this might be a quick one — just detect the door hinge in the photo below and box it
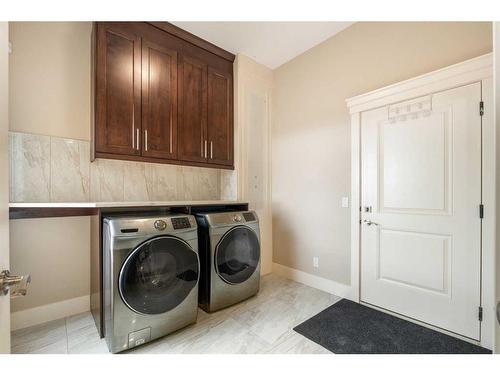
[478,306,483,321]
[479,101,484,116]
[479,204,484,219]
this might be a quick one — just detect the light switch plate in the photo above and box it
[341,197,349,208]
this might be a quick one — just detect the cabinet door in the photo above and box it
[177,55,208,163]
[207,66,233,166]
[95,23,141,156]
[142,40,178,159]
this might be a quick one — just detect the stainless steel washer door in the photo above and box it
[215,226,260,284]
[119,236,199,315]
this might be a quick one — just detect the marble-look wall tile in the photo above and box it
[10,132,51,202]
[123,161,152,202]
[50,138,90,202]
[178,166,220,200]
[89,158,124,202]
[146,163,179,201]
[10,131,227,203]
[220,169,238,200]
[200,168,220,199]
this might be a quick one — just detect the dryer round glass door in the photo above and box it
[119,236,199,315]
[215,226,260,284]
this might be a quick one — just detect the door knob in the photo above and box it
[363,219,379,226]
[0,270,31,297]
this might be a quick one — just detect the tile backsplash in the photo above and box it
[9,131,225,202]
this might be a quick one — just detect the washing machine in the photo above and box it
[196,211,260,312]
[103,213,199,353]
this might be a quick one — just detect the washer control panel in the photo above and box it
[171,217,191,230]
[154,220,167,231]
[232,214,242,223]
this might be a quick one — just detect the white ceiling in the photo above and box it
[171,22,354,69]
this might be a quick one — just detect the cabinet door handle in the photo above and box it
[136,128,140,151]
[204,140,208,158]
[210,141,213,159]
[169,110,173,153]
[145,130,148,152]
[132,105,135,149]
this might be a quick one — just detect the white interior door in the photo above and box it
[0,22,10,353]
[360,82,482,341]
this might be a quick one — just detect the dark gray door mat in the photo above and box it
[293,299,491,354]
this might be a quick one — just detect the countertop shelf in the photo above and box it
[9,200,249,219]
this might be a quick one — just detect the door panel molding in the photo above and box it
[378,107,453,215]
[376,228,452,296]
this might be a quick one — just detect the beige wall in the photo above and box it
[10,217,90,313]
[234,54,274,275]
[7,22,223,316]
[272,22,492,284]
[0,22,11,352]
[8,22,92,316]
[9,22,91,140]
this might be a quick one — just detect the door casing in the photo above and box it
[0,21,10,354]
[347,53,495,349]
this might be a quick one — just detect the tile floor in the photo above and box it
[11,274,340,354]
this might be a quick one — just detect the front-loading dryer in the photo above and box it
[196,211,260,312]
[103,213,199,353]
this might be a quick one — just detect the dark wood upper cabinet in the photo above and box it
[92,22,235,169]
[177,55,208,163]
[207,66,233,166]
[141,39,178,159]
[95,23,141,156]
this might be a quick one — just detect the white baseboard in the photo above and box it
[272,262,354,300]
[11,295,90,331]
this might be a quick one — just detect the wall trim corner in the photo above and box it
[272,262,354,301]
[11,295,90,331]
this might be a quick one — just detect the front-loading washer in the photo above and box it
[103,213,199,353]
[196,211,260,312]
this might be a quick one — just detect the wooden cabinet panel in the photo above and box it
[93,22,235,169]
[95,23,141,156]
[207,66,233,166]
[142,40,178,159]
[177,55,208,163]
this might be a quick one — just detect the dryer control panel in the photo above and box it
[199,211,259,228]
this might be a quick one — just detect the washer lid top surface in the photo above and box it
[119,235,199,315]
[215,226,260,284]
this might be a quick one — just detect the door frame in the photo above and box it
[346,53,494,349]
[0,21,10,354]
